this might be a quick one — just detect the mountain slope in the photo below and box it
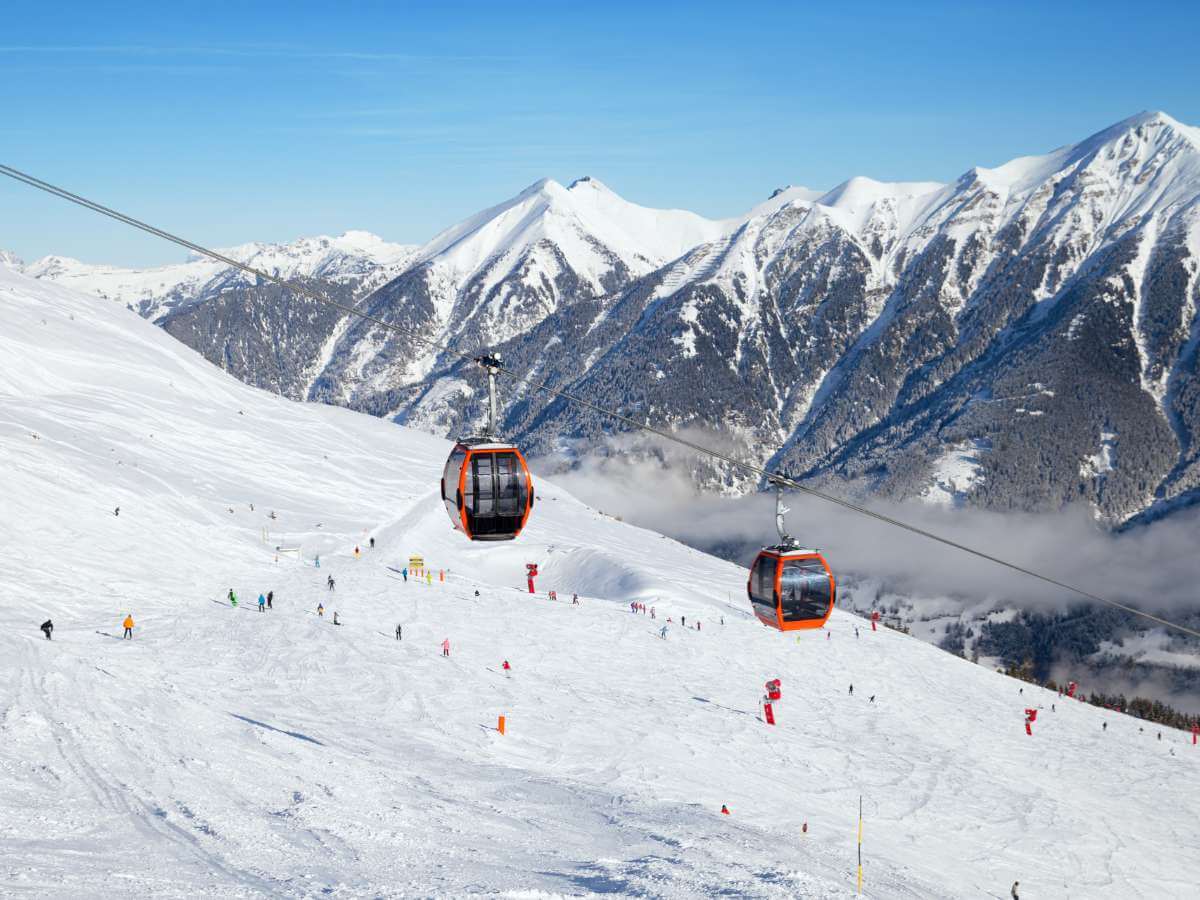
[3,260,1198,897]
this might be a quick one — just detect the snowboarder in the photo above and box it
[369,537,375,550]
[720,804,730,815]
[402,568,408,582]
[40,619,53,640]
[395,624,402,641]
[474,590,480,597]
[317,603,324,617]
[122,614,134,640]
[267,591,273,610]
[442,638,450,657]
[258,593,266,612]
[114,506,120,516]
[333,611,341,626]
[228,589,238,607]
[327,575,335,591]
[869,695,876,703]
[502,660,511,672]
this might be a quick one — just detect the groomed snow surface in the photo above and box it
[2,266,1197,898]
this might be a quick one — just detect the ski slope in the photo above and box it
[1,265,1197,898]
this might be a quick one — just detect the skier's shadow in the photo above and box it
[692,696,756,718]
[229,713,325,746]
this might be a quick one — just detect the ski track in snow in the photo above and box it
[2,266,1198,897]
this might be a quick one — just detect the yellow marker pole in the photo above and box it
[857,794,863,894]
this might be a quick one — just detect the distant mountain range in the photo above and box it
[8,110,1200,526]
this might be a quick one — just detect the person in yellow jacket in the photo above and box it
[122,614,134,640]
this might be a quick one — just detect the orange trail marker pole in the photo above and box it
[497,715,506,735]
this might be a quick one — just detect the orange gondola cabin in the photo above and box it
[441,438,533,541]
[747,547,835,631]
[439,354,534,542]
[747,479,836,631]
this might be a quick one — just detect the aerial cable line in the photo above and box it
[3,162,1198,641]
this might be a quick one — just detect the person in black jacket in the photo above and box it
[40,619,53,640]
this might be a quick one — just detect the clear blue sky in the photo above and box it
[2,0,1198,266]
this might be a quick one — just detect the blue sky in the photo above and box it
[2,0,1199,265]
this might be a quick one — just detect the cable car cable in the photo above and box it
[4,162,1198,640]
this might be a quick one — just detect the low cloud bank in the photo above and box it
[535,444,1200,622]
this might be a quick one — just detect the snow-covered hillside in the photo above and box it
[2,259,1197,897]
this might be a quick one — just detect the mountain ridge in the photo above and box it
[14,110,1200,526]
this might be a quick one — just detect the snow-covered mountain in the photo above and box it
[3,263,1197,897]
[16,111,1200,527]
[22,229,419,320]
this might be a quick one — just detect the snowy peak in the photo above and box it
[415,176,727,289]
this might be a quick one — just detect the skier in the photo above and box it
[720,804,730,815]
[267,591,273,610]
[849,684,854,696]
[369,537,376,550]
[114,506,120,516]
[327,575,335,591]
[474,590,480,597]
[317,603,324,617]
[650,607,656,619]
[333,611,341,626]
[1019,688,1023,696]
[1102,722,1107,731]
[442,638,450,657]
[869,695,876,703]
[1011,881,1020,900]
[257,593,266,613]
[720,616,724,626]
[502,660,511,672]
[40,619,53,640]
[122,614,134,640]
[402,567,408,583]
[354,546,361,559]
[681,615,686,628]
[315,555,321,568]
[395,624,402,641]
[228,588,238,607]
[631,602,636,614]
[572,593,579,605]
[660,624,668,639]
[855,626,859,639]
[696,621,701,631]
